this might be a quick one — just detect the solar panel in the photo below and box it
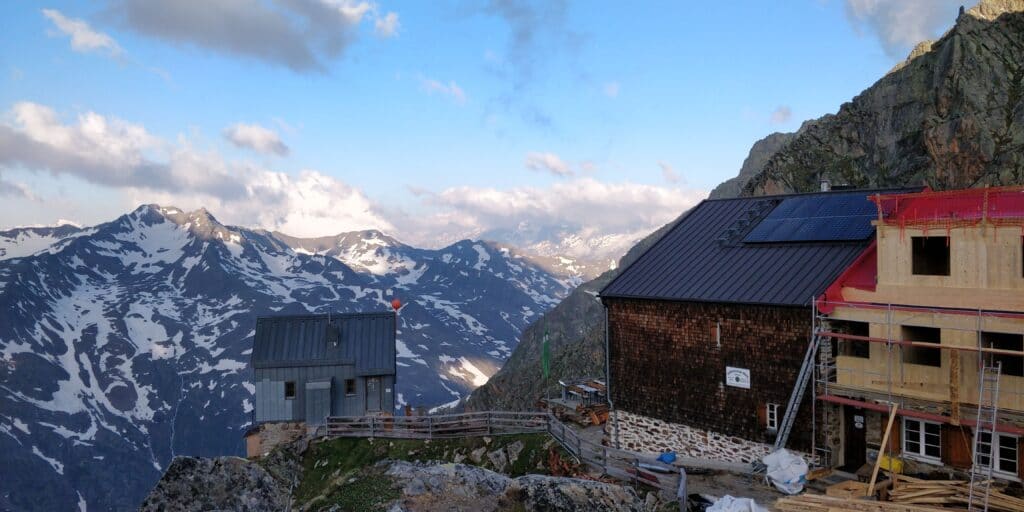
[742,194,877,243]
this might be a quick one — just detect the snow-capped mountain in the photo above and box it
[0,205,571,511]
[0,223,87,260]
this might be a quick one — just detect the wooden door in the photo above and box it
[366,377,381,411]
[843,406,867,471]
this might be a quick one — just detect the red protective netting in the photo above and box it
[869,186,1024,239]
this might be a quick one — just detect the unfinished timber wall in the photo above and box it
[606,298,815,454]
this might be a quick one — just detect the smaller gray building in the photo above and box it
[252,311,396,424]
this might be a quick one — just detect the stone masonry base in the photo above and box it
[607,410,775,464]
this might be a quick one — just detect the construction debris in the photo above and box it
[775,494,945,511]
[779,473,1024,512]
[886,474,1024,512]
[540,377,610,426]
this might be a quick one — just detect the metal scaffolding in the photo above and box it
[805,299,1024,484]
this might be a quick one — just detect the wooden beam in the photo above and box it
[818,394,1024,435]
[869,404,899,497]
[824,331,1024,357]
[949,351,960,426]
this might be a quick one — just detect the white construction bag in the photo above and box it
[706,495,768,512]
[762,448,808,495]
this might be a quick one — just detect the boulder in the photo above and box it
[139,456,290,512]
[383,460,645,511]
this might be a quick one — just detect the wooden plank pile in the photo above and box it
[775,494,946,511]
[886,474,1024,512]
[777,473,1024,512]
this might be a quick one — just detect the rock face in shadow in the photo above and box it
[384,461,645,512]
[741,0,1024,195]
[709,132,796,199]
[139,456,291,512]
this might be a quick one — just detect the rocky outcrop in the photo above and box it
[384,460,645,511]
[741,0,1024,195]
[140,456,291,512]
[708,132,797,199]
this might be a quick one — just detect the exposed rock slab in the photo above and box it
[383,460,644,511]
[140,456,291,512]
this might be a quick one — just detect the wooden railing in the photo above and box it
[325,411,548,439]
[324,411,754,495]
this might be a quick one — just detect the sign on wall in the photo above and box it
[725,366,751,389]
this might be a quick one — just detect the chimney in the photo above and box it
[820,178,831,192]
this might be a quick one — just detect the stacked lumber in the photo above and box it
[775,494,947,512]
[887,474,1024,512]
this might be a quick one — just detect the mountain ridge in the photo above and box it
[0,203,573,511]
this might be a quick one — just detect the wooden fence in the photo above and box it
[324,411,754,495]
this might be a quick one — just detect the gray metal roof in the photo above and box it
[253,312,396,374]
[601,189,916,307]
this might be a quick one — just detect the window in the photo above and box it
[345,378,357,396]
[976,432,1019,479]
[284,381,296,400]
[834,320,870,358]
[903,418,941,462]
[912,236,950,276]
[983,332,1024,377]
[766,403,780,431]
[902,326,942,367]
[711,321,721,347]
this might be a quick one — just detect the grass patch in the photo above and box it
[294,433,564,509]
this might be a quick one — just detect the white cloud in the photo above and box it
[223,123,289,156]
[375,12,400,37]
[0,101,390,236]
[658,161,680,184]
[401,177,707,259]
[769,105,792,124]
[107,0,389,72]
[42,9,123,57]
[524,152,572,177]
[0,101,706,260]
[420,78,467,104]
[844,0,961,58]
[0,172,34,199]
[603,81,620,98]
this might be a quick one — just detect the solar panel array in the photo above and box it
[742,194,877,243]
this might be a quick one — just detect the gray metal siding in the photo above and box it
[304,382,332,424]
[254,364,397,419]
[254,379,291,422]
[601,188,918,306]
[252,312,396,375]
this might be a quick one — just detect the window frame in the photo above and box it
[911,236,951,276]
[975,431,1020,481]
[833,320,870,359]
[982,331,1024,378]
[901,325,942,368]
[284,381,296,400]
[902,418,942,463]
[766,403,780,432]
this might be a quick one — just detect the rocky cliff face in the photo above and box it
[466,0,1024,412]
[742,1,1024,195]
[708,132,796,199]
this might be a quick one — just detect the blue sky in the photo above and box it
[0,0,965,257]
